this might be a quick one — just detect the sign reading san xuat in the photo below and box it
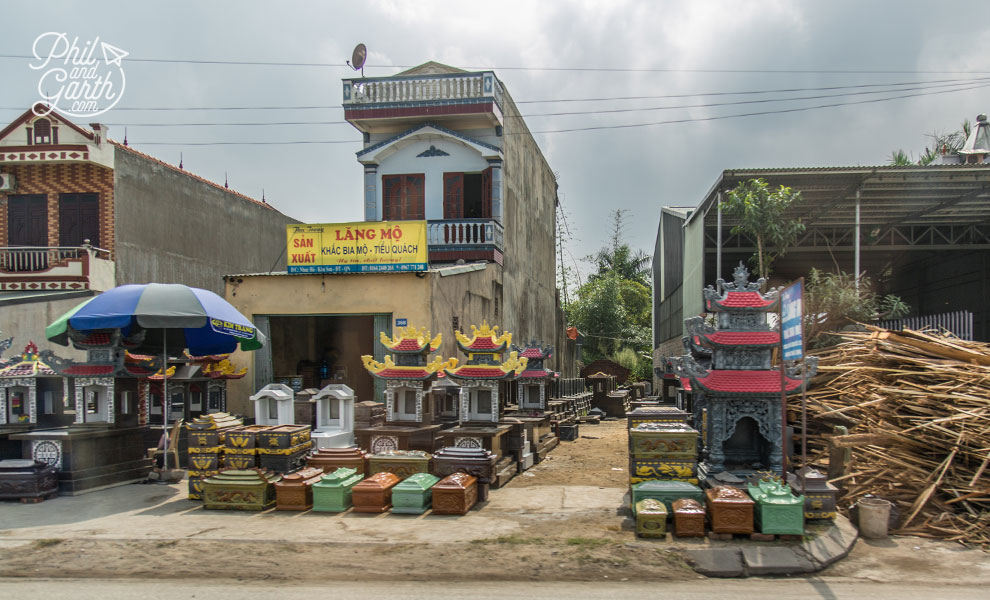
[286,221,429,274]
[780,281,804,360]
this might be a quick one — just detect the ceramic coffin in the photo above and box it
[630,480,703,514]
[368,449,431,479]
[706,485,755,534]
[635,498,668,538]
[672,498,706,537]
[0,459,58,501]
[274,466,323,510]
[312,467,364,512]
[431,472,478,515]
[306,447,369,476]
[392,472,441,515]
[202,468,281,511]
[748,476,805,535]
[351,471,401,513]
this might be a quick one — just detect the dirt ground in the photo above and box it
[0,420,987,585]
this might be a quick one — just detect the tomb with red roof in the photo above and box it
[502,339,559,467]
[672,263,816,482]
[358,326,456,454]
[437,321,528,487]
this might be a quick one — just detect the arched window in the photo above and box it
[33,119,52,144]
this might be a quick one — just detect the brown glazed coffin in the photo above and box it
[368,450,431,479]
[672,498,706,537]
[705,486,754,534]
[431,472,478,515]
[306,447,369,475]
[351,471,400,513]
[274,466,324,511]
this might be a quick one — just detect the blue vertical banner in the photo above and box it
[781,281,803,360]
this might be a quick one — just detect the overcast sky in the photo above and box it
[3,1,988,284]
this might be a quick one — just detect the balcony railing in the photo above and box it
[0,245,113,291]
[427,219,504,251]
[344,71,503,110]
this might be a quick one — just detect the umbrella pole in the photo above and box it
[162,330,168,472]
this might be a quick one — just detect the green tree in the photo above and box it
[586,210,651,286]
[804,268,910,346]
[889,119,971,166]
[719,178,805,280]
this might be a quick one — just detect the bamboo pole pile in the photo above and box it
[792,326,990,547]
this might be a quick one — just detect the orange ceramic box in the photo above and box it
[351,472,400,513]
[431,472,478,515]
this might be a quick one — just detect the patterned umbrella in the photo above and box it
[46,283,265,473]
[45,283,265,355]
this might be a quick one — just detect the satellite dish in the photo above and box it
[348,43,367,76]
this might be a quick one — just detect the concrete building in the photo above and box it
[0,105,299,359]
[653,124,990,382]
[224,62,573,411]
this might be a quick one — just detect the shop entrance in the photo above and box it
[255,314,389,405]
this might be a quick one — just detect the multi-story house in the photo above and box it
[224,62,573,411]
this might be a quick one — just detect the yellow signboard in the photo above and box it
[286,221,428,273]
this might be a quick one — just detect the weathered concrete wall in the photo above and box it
[499,88,560,367]
[428,264,501,362]
[113,148,299,295]
[0,293,91,361]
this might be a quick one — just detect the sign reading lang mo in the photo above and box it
[286,221,428,274]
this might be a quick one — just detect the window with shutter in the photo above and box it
[59,194,100,247]
[33,119,52,144]
[382,174,425,220]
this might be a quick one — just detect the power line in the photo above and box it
[2,52,990,75]
[119,81,989,145]
[3,77,984,114]
[93,79,990,128]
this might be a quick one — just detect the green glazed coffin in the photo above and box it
[392,472,441,514]
[748,477,805,535]
[368,450,432,479]
[635,498,668,538]
[312,466,364,512]
[630,480,703,514]
[628,423,698,459]
[203,468,281,511]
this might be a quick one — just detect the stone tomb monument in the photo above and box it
[250,383,296,426]
[673,264,816,482]
[311,384,355,449]
[359,326,455,453]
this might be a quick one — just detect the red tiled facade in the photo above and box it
[0,162,115,256]
[708,291,777,310]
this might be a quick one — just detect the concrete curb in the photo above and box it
[683,515,858,578]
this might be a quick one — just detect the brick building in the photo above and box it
[0,104,299,358]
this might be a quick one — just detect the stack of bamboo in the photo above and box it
[792,326,990,547]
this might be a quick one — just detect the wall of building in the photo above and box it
[113,147,298,294]
[428,263,501,362]
[0,162,115,254]
[1,292,91,361]
[498,90,560,367]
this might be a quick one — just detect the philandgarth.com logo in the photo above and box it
[30,32,128,118]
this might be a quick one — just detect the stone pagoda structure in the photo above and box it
[360,325,456,453]
[673,264,816,482]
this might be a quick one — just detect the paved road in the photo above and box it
[1,578,986,599]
